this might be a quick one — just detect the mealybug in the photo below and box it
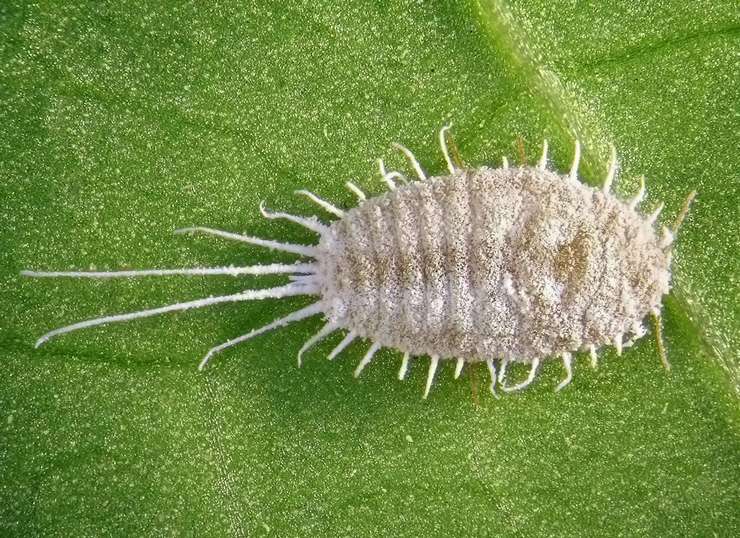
[23,126,695,398]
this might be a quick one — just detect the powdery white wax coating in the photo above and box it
[317,166,671,363]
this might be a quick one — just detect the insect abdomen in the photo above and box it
[321,166,670,362]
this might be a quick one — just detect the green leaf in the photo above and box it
[2,1,738,536]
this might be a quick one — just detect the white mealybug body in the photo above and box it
[24,126,695,398]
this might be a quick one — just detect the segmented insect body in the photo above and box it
[24,126,694,398]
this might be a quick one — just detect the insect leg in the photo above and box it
[497,358,509,383]
[614,334,623,356]
[502,156,509,169]
[659,226,675,248]
[422,355,440,399]
[647,202,664,225]
[377,159,397,190]
[500,357,540,393]
[345,181,367,203]
[651,310,670,370]
[628,175,646,209]
[392,143,427,181]
[537,139,549,171]
[328,331,357,360]
[297,322,338,367]
[353,341,382,377]
[259,202,329,234]
[439,124,456,174]
[398,352,411,380]
[602,144,617,193]
[21,262,316,279]
[175,226,319,257]
[453,357,464,379]
[589,345,598,369]
[486,359,499,398]
[555,352,573,392]
[378,158,408,189]
[568,140,581,181]
[671,191,697,235]
[198,302,324,370]
[34,282,318,349]
[294,190,345,218]
[288,273,318,284]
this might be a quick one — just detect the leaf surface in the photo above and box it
[2,1,738,536]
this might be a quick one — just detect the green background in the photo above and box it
[1,1,738,536]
